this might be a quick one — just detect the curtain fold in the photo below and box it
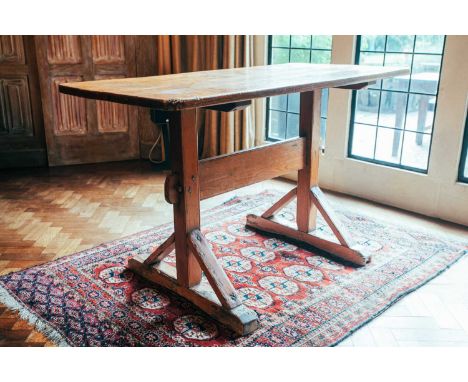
[155,35,259,158]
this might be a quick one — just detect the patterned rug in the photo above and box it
[0,190,466,346]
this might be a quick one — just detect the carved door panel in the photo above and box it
[0,36,46,168]
[35,36,139,166]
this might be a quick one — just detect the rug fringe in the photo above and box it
[0,284,70,347]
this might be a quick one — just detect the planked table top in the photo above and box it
[59,63,409,110]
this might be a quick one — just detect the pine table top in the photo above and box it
[59,63,409,110]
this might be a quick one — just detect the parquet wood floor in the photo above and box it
[0,160,467,346]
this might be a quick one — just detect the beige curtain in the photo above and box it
[155,35,258,158]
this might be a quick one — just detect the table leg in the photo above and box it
[246,90,371,266]
[169,109,202,287]
[296,91,321,232]
[128,109,259,336]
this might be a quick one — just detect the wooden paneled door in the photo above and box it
[0,36,47,168]
[35,36,139,166]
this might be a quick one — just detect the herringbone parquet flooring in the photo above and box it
[0,161,172,346]
[0,160,467,346]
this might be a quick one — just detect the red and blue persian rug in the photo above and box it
[0,190,466,346]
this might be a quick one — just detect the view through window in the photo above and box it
[266,35,332,145]
[348,35,445,172]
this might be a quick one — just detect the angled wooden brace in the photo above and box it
[188,229,241,309]
[129,228,258,335]
[144,233,175,266]
[261,188,297,219]
[309,186,354,247]
[247,186,371,266]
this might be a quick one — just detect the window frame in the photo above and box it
[347,35,446,174]
[265,36,278,142]
[457,109,468,183]
[265,35,331,143]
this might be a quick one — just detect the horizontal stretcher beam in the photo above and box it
[199,137,305,200]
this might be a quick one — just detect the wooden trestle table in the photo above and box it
[60,63,408,336]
